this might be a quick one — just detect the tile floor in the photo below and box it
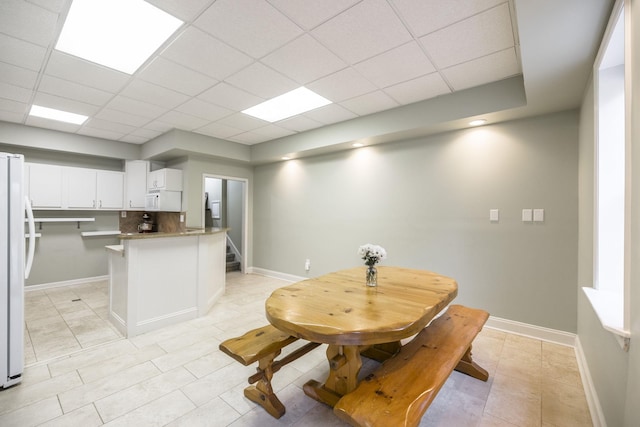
[2,272,592,426]
[24,280,123,365]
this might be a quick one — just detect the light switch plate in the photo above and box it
[522,209,533,222]
[489,209,499,222]
[533,209,544,222]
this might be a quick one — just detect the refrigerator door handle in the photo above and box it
[24,196,35,279]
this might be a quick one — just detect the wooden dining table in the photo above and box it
[265,266,458,407]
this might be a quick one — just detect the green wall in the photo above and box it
[253,112,579,332]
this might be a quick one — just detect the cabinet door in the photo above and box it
[28,163,63,208]
[97,171,124,209]
[125,160,149,209]
[66,168,97,208]
[148,169,165,190]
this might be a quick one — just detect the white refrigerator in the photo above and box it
[1,152,36,389]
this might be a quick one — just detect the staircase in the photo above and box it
[226,245,241,272]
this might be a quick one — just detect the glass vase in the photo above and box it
[366,266,377,287]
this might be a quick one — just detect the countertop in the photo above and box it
[118,227,227,240]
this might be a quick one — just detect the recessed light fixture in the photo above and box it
[469,119,487,126]
[281,156,291,160]
[243,87,331,122]
[29,105,88,125]
[55,0,183,74]
[352,143,364,148]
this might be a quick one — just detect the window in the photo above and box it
[583,0,630,350]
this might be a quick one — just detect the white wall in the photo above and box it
[253,111,579,332]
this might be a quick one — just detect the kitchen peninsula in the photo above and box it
[106,228,227,337]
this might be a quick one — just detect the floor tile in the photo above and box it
[2,273,593,426]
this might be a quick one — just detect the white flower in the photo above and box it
[358,243,387,266]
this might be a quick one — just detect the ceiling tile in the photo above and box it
[420,4,515,69]
[198,82,263,111]
[157,110,210,130]
[26,116,81,133]
[119,134,148,144]
[384,73,451,104]
[45,51,130,93]
[0,109,27,123]
[250,124,296,139]
[391,0,505,36]
[84,118,137,135]
[27,0,67,13]
[194,122,244,139]
[308,68,377,103]
[277,115,323,132]
[32,92,100,116]
[0,97,28,114]
[224,62,297,99]
[106,95,168,120]
[304,104,357,125]
[39,75,114,106]
[175,98,233,121]
[354,42,436,89]
[194,0,303,58]
[160,27,253,81]
[129,127,163,140]
[442,48,521,91]
[145,0,214,21]
[0,82,32,103]
[0,34,47,71]
[311,0,412,64]
[120,80,190,110]
[267,0,361,30]
[228,131,270,145]
[0,62,38,89]
[0,0,58,47]
[94,108,151,128]
[138,57,217,96]
[78,126,127,142]
[340,91,399,116]
[217,112,269,132]
[261,34,347,85]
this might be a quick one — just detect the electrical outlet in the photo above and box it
[180,214,184,223]
[305,259,311,271]
[121,211,126,218]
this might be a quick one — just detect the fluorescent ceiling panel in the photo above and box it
[56,0,183,74]
[242,87,332,122]
[29,105,88,125]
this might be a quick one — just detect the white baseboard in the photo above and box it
[485,315,577,347]
[247,267,307,283]
[25,275,109,292]
[575,336,607,427]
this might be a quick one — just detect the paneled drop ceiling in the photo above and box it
[0,0,613,161]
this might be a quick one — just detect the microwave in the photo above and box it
[145,190,181,212]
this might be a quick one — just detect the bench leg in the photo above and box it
[244,351,286,418]
[454,345,489,381]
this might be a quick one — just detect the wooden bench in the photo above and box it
[219,324,320,418]
[333,305,489,427]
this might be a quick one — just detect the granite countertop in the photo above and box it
[118,227,227,240]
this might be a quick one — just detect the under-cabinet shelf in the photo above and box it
[80,230,121,237]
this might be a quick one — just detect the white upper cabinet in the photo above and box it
[27,163,63,208]
[97,171,124,209]
[66,168,98,209]
[125,160,149,210]
[148,168,183,191]
[26,163,124,210]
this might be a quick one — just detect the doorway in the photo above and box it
[203,174,247,273]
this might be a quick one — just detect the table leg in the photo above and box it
[303,344,362,407]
